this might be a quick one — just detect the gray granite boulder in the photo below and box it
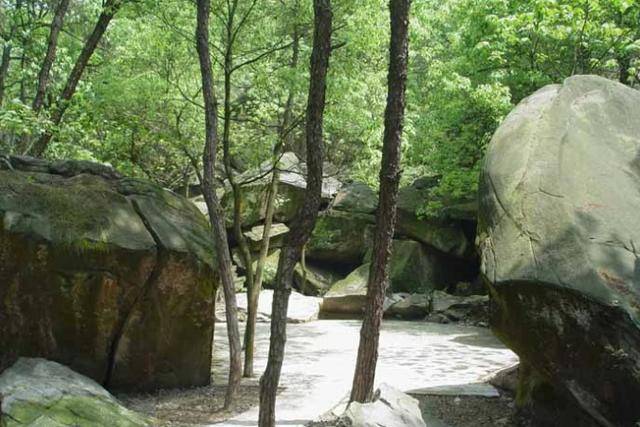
[478,75,640,426]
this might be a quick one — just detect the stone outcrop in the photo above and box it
[0,156,217,391]
[478,75,640,426]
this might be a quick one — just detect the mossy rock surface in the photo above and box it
[479,76,640,425]
[331,181,377,214]
[0,358,150,426]
[321,264,370,314]
[307,210,375,266]
[0,157,217,391]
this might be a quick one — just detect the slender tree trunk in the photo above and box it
[244,21,299,379]
[220,3,255,310]
[244,155,279,377]
[350,0,410,404]
[32,0,70,112]
[258,1,332,425]
[0,44,11,107]
[30,0,122,156]
[195,0,242,409]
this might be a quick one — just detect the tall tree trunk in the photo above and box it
[195,0,242,409]
[244,21,299,379]
[258,1,332,425]
[30,0,122,157]
[32,0,70,112]
[350,0,410,404]
[0,44,11,107]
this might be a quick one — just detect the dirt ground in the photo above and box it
[415,392,532,427]
[117,383,260,426]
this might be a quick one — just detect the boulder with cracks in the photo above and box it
[0,157,217,391]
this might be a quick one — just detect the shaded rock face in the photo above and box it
[0,358,150,426]
[395,179,472,258]
[331,181,377,214]
[307,210,375,266]
[478,75,640,426]
[0,157,217,391]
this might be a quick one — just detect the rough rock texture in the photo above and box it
[339,384,426,427]
[395,179,471,258]
[365,239,474,293]
[321,264,370,315]
[0,358,150,426]
[384,291,489,324]
[0,157,217,391]
[220,152,341,227]
[331,181,377,214]
[478,75,640,426]
[307,210,375,266]
[293,262,345,296]
[425,291,489,325]
[236,289,321,323]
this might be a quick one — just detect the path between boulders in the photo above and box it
[210,320,517,426]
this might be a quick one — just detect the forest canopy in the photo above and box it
[1,0,638,206]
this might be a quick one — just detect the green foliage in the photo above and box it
[0,0,638,202]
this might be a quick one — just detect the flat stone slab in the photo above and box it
[408,382,500,398]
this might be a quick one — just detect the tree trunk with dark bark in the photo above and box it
[30,0,122,156]
[32,0,70,112]
[258,1,332,425]
[350,0,411,404]
[195,0,243,409]
[0,44,11,107]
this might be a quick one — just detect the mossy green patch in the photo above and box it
[3,395,150,427]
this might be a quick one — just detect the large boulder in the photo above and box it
[331,181,377,214]
[307,210,375,266]
[0,157,217,391]
[478,75,640,426]
[220,152,341,227]
[0,358,150,426]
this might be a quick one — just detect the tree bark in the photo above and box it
[30,0,122,156]
[0,43,11,107]
[244,20,299,379]
[32,0,70,112]
[350,0,410,404]
[258,1,332,425]
[195,0,243,409]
